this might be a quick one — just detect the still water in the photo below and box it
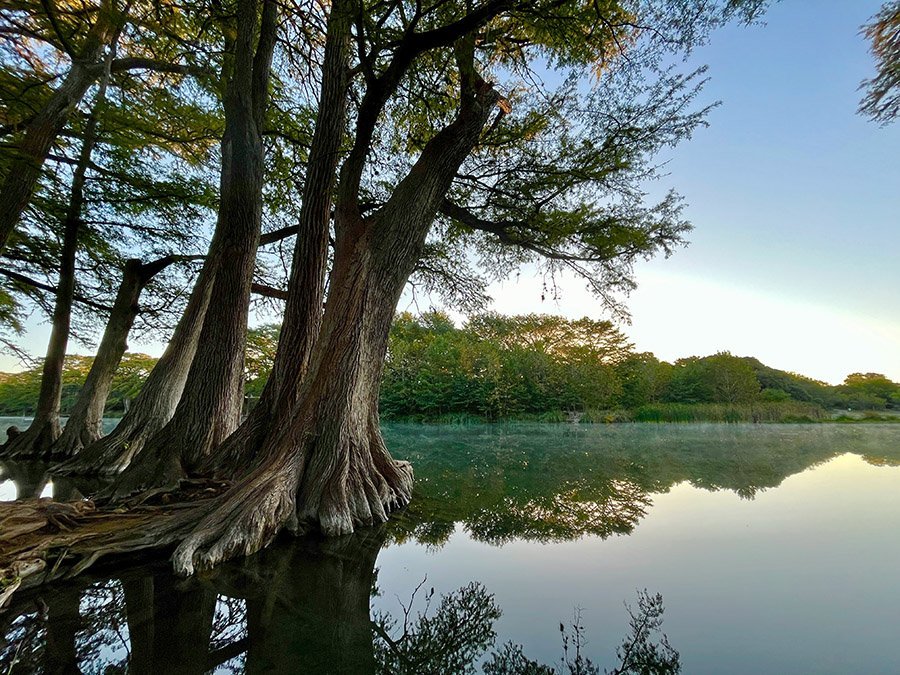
[2,423,900,673]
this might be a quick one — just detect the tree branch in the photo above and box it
[106,57,214,79]
[0,268,113,312]
[250,282,287,300]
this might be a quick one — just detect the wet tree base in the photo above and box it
[0,464,412,607]
[0,480,230,608]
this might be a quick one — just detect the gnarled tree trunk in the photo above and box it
[53,260,214,475]
[171,49,499,573]
[104,0,278,498]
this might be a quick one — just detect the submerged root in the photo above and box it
[1,420,60,461]
[172,434,414,575]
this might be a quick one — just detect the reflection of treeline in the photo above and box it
[0,528,679,675]
[1,313,897,420]
[383,424,900,547]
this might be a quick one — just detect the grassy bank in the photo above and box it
[382,402,900,425]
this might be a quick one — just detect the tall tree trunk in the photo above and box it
[49,260,142,459]
[171,53,500,573]
[3,155,84,461]
[0,1,119,255]
[53,260,215,476]
[50,255,196,461]
[208,0,351,475]
[104,0,278,497]
[3,38,115,460]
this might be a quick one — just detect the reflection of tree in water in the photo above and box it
[384,424,900,547]
[466,480,650,545]
[0,568,248,674]
[373,581,679,675]
[2,425,897,672]
[0,460,104,501]
[2,529,679,674]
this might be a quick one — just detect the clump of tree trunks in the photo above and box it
[0,0,775,595]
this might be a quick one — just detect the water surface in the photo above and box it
[2,423,899,673]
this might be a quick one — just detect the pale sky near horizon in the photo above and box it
[2,0,898,385]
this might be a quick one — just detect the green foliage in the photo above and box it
[245,323,281,399]
[0,352,157,416]
[631,402,827,423]
[3,314,893,424]
[839,372,899,410]
[379,315,898,422]
[860,1,900,124]
[381,312,630,420]
[663,353,758,405]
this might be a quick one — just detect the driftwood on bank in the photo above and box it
[0,481,229,609]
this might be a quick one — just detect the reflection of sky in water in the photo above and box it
[0,479,14,501]
[2,424,900,673]
[373,452,900,674]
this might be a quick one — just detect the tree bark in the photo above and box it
[0,0,120,255]
[49,260,143,459]
[49,255,196,461]
[171,44,500,573]
[3,142,85,460]
[105,0,278,497]
[207,0,351,475]
[2,35,117,460]
[53,260,215,476]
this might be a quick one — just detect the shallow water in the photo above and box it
[2,423,900,673]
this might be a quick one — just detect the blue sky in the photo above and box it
[3,0,898,385]
[474,0,900,383]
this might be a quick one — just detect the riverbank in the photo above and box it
[382,403,900,425]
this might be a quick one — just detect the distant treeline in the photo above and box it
[1,313,897,421]
[380,313,899,422]
[0,353,155,417]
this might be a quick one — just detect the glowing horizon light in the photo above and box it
[468,268,900,386]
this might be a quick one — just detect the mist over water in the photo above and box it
[3,423,900,673]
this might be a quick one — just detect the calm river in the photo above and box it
[2,423,899,673]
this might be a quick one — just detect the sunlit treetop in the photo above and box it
[333,0,770,317]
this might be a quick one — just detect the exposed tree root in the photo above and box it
[0,482,227,607]
[172,431,412,576]
[1,419,60,461]
[53,413,168,477]
[47,423,101,461]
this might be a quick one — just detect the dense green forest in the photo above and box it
[2,312,896,422]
